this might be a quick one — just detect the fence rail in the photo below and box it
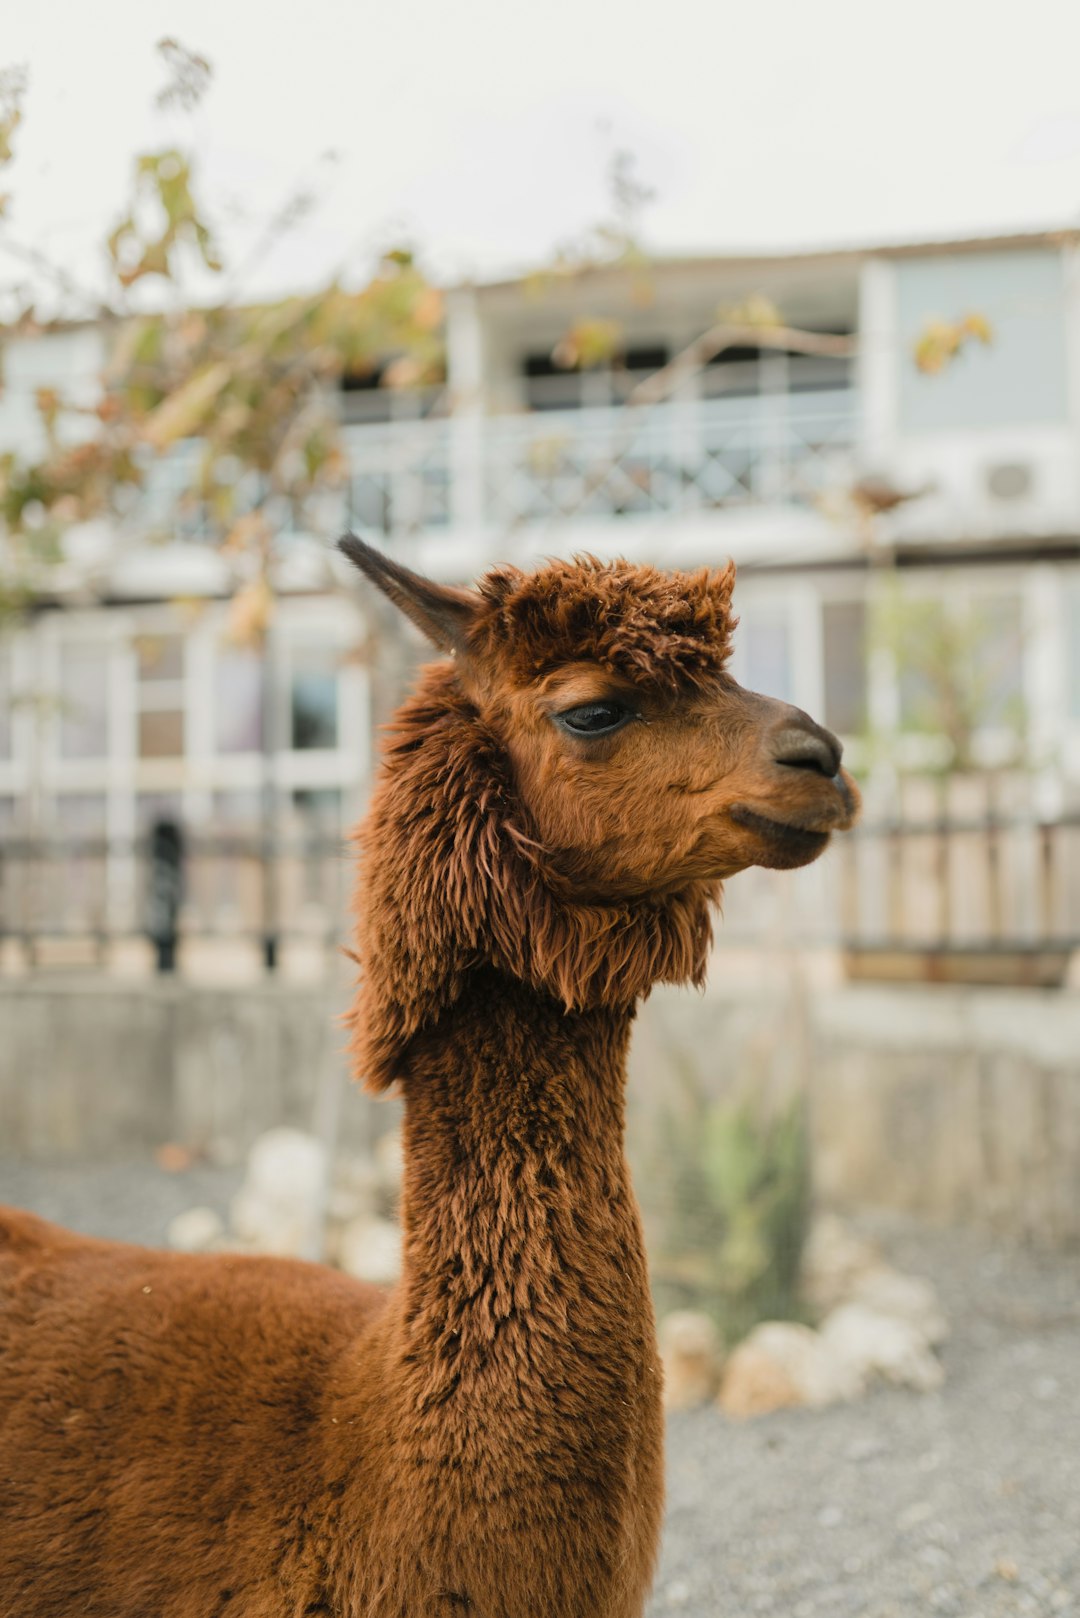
[343,389,857,538]
[3,807,1080,975]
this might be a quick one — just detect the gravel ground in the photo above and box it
[2,1159,1078,1617]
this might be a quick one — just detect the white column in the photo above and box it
[857,258,898,474]
[446,286,486,536]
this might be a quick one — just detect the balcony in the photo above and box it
[343,389,858,539]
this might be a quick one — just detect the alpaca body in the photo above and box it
[0,544,858,1616]
[0,975,659,1618]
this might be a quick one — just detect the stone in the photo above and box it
[338,1215,402,1285]
[849,1265,949,1346]
[166,1205,225,1253]
[228,1127,328,1259]
[820,1302,945,1393]
[717,1321,862,1417]
[229,1187,319,1258]
[246,1127,326,1204]
[659,1310,722,1410]
[800,1213,881,1316]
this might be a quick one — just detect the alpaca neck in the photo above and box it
[385,966,661,1507]
[393,964,654,1410]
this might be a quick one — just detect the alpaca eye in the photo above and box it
[556,701,632,737]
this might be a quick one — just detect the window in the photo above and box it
[59,643,110,758]
[897,595,1023,744]
[215,648,264,754]
[823,601,867,735]
[138,711,185,758]
[290,648,339,750]
[742,615,792,703]
[212,789,263,829]
[135,633,185,758]
[55,794,108,836]
[292,787,342,834]
[521,343,670,411]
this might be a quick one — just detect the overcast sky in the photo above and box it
[5,0,1080,305]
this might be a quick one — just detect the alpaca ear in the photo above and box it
[337,533,480,657]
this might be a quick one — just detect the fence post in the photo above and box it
[146,818,184,974]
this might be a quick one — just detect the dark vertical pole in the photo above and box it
[147,818,184,973]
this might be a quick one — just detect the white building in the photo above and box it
[2,228,1080,961]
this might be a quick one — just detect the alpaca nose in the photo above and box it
[771,721,843,779]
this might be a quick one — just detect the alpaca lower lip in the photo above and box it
[730,807,833,851]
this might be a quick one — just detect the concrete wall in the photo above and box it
[0,978,386,1164]
[3,972,1079,1245]
[632,973,1080,1247]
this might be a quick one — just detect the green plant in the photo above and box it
[637,1059,810,1344]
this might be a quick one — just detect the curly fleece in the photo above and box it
[469,555,738,691]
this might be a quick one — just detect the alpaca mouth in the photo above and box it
[729,807,833,865]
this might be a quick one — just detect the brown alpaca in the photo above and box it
[0,540,858,1618]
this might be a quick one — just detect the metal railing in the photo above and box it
[3,800,1078,977]
[0,830,351,971]
[343,389,857,538]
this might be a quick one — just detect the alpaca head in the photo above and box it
[341,536,858,904]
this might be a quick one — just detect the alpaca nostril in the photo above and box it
[771,724,842,779]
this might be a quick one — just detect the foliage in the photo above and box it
[868,586,1026,771]
[0,42,445,632]
[640,1058,810,1344]
[913,311,993,375]
[0,64,25,221]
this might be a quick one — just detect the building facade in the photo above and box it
[3,228,1080,962]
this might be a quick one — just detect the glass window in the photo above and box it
[290,648,339,751]
[215,648,264,754]
[292,787,342,834]
[55,794,108,835]
[59,644,110,758]
[136,634,184,683]
[743,616,792,703]
[897,595,1023,739]
[138,710,185,758]
[823,601,867,735]
[213,790,263,830]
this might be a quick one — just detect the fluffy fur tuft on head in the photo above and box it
[348,664,718,1093]
[471,555,738,692]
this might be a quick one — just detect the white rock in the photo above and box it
[718,1321,863,1418]
[166,1206,225,1254]
[338,1216,402,1285]
[246,1127,326,1205]
[229,1186,319,1258]
[659,1310,722,1411]
[801,1213,881,1316]
[820,1302,945,1393]
[850,1265,949,1346]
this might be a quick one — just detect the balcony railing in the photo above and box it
[344,389,857,537]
